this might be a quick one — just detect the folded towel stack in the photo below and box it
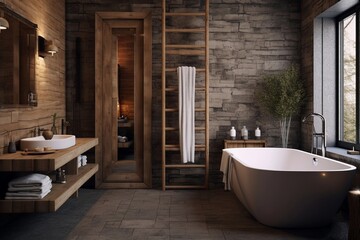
[77,155,88,168]
[5,173,52,200]
[82,155,87,166]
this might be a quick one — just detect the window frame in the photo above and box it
[336,5,360,150]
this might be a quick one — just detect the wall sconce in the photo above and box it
[38,36,58,57]
[0,11,9,31]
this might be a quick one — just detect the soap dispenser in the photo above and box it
[8,141,16,153]
[230,126,236,140]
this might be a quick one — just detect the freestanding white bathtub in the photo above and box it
[221,148,356,228]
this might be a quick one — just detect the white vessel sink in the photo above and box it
[20,135,76,150]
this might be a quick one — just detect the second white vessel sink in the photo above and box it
[20,135,76,150]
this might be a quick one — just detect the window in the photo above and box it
[337,8,359,148]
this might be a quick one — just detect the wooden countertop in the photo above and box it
[0,138,98,172]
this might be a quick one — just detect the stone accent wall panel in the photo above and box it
[66,0,301,187]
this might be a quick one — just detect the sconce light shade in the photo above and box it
[38,36,58,57]
[0,17,9,30]
[47,41,58,56]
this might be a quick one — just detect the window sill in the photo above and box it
[326,147,360,169]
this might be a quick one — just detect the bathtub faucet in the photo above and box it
[302,113,326,157]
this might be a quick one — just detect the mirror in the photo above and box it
[0,3,37,107]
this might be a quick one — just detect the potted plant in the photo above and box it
[259,65,305,148]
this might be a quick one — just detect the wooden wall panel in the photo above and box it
[0,0,66,154]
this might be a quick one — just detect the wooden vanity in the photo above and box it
[0,138,98,213]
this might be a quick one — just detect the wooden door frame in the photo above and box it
[95,11,152,188]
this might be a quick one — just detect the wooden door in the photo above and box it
[95,12,152,188]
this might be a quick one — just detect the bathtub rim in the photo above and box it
[223,147,357,172]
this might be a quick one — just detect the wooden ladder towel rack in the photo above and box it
[161,0,209,190]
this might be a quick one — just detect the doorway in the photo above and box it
[95,12,152,188]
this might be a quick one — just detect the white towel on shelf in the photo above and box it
[8,173,51,188]
[81,155,87,166]
[5,189,51,200]
[7,181,52,193]
[178,66,196,163]
[6,174,52,200]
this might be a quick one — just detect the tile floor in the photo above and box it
[66,188,348,240]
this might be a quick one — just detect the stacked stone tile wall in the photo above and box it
[66,0,301,188]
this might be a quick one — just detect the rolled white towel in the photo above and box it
[8,173,51,188]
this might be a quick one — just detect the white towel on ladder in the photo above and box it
[178,66,196,163]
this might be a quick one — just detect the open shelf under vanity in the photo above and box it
[0,138,98,213]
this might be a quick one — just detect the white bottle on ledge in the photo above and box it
[241,126,248,140]
[230,126,236,140]
[255,127,261,139]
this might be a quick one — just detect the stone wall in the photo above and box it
[66,0,301,187]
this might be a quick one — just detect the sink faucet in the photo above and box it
[61,119,70,134]
[302,113,326,157]
[36,127,47,137]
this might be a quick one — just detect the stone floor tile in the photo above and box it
[185,221,208,234]
[169,227,186,236]
[170,221,187,229]
[49,189,352,239]
[154,220,170,229]
[130,200,160,209]
[187,214,206,221]
[169,215,188,222]
[132,228,170,240]
[67,235,110,240]
[148,236,170,240]
[124,209,158,220]
[70,219,105,235]
[98,228,134,239]
[91,213,125,223]
[159,204,171,210]
[86,203,119,216]
[120,219,156,228]
[103,221,122,229]
[160,195,172,204]
[157,215,171,221]
[157,209,170,216]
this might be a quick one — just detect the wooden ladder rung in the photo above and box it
[165,12,206,17]
[165,127,206,131]
[166,28,205,33]
[165,144,206,151]
[165,87,206,92]
[166,44,205,49]
[164,185,207,189]
[165,108,206,112]
[165,164,206,168]
[166,49,205,55]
